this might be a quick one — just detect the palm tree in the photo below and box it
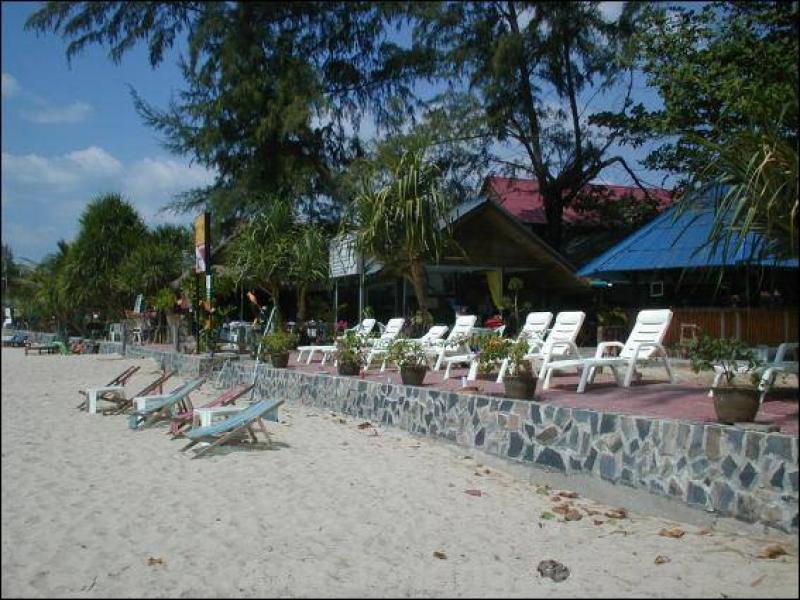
[346,149,455,315]
[289,224,329,321]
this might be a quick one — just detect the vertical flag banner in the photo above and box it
[194,213,208,273]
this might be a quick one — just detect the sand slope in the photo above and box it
[1,349,797,598]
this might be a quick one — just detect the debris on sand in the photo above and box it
[756,544,787,559]
[537,559,570,582]
[658,527,686,539]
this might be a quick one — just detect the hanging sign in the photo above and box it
[329,234,361,278]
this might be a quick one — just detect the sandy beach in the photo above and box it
[1,348,798,598]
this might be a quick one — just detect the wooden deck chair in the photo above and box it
[128,377,206,429]
[180,398,286,459]
[76,365,141,410]
[104,369,176,415]
[542,309,674,393]
[169,383,255,437]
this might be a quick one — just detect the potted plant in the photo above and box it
[476,336,513,381]
[334,330,366,376]
[260,329,299,368]
[597,306,628,344]
[502,338,539,400]
[687,335,762,424]
[386,339,429,385]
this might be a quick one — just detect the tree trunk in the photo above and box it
[297,285,308,321]
[408,260,429,314]
[542,187,565,250]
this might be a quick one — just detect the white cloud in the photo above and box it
[1,146,216,260]
[21,100,94,124]
[2,146,122,187]
[2,73,21,98]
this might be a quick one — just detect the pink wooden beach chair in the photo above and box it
[76,365,141,410]
[169,383,255,437]
[104,369,176,415]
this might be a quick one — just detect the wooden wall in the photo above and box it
[663,308,798,347]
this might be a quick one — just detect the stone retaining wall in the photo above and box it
[95,341,799,532]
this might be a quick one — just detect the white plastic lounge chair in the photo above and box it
[180,397,286,459]
[442,324,506,380]
[428,315,477,371]
[364,318,406,371]
[380,325,449,372]
[709,342,798,403]
[466,312,553,383]
[542,309,673,394]
[296,318,377,365]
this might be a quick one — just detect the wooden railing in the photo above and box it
[663,307,798,347]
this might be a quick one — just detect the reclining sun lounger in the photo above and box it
[2,332,28,347]
[180,397,286,459]
[25,342,59,355]
[128,377,206,429]
[364,318,406,371]
[105,369,176,415]
[169,383,255,437]
[76,365,141,410]
[542,309,674,393]
[296,318,377,365]
[427,315,477,371]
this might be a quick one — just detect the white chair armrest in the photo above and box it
[775,342,799,363]
[630,341,668,362]
[549,340,579,358]
[595,341,624,358]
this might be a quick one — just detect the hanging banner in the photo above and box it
[194,212,210,274]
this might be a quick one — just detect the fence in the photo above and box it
[663,307,798,347]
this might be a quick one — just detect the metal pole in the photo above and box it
[334,281,338,326]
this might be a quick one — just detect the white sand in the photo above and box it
[1,349,798,598]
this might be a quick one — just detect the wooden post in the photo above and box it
[121,321,127,356]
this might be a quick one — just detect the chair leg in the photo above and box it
[496,358,508,383]
[542,366,553,390]
[708,369,724,398]
[576,367,591,393]
[433,349,444,371]
[379,358,387,373]
[467,359,478,381]
[622,361,636,387]
[663,354,675,384]
[443,360,452,380]
[307,349,316,365]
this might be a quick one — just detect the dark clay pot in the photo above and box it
[337,362,359,376]
[400,365,427,386]
[503,374,538,400]
[712,386,760,424]
[270,352,290,368]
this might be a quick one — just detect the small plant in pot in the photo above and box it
[687,335,762,424]
[476,336,513,381]
[386,339,429,386]
[334,331,366,376]
[502,338,538,400]
[260,329,298,368]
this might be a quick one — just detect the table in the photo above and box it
[192,405,249,429]
[86,385,125,414]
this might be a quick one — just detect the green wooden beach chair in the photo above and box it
[128,377,206,430]
[180,398,285,459]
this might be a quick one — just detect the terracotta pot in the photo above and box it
[712,385,760,424]
[400,365,427,386]
[270,352,289,368]
[337,362,359,376]
[503,374,538,400]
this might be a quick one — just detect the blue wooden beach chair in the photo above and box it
[180,398,285,459]
[128,377,206,430]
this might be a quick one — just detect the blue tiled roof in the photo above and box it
[577,191,798,277]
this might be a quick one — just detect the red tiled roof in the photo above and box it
[482,176,674,226]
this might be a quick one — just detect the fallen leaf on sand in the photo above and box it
[592,520,604,526]
[537,559,570,582]
[558,490,579,499]
[146,557,165,566]
[696,528,712,536]
[659,527,686,539]
[357,421,372,429]
[552,503,572,515]
[336,418,346,424]
[484,468,490,474]
[564,509,583,522]
[473,471,483,476]
[654,555,670,565]
[756,544,787,559]
[540,512,556,520]
[464,489,483,497]
[605,507,627,519]
[535,485,551,495]
[462,455,473,460]
[549,495,563,503]
[750,575,766,587]
[433,550,447,560]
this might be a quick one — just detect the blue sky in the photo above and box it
[2,1,673,263]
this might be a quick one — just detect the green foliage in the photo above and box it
[346,149,454,311]
[115,224,191,301]
[153,287,177,313]
[333,330,368,368]
[686,335,761,387]
[259,329,299,357]
[609,2,798,181]
[386,339,429,369]
[477,336,513,375]
[506,338,533,376]
[597,307,628,326]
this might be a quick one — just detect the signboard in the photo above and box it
[194,212,210,274]
[329,234,361,278]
